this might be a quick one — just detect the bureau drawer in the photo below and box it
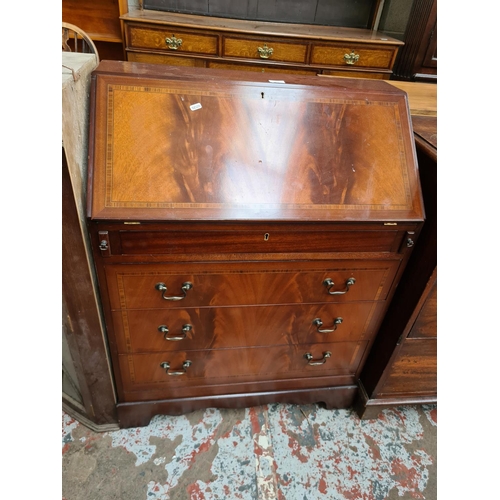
[111,302,382,353]
[113,228,402,255]
[105,260,399,310]
[126,24,218,56]
[223,36,308,64]
[310,44,396,69]
[118,341,368,392]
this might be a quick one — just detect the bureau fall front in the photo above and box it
[86,61,424,428]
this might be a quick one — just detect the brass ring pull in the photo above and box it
[155,282,193,301]
[165,35,182,50]
[160,360,192,376]
[323,278,356,295]
[304,351,332,366]
[344,51,360,65]
[257,44,274,59]
[313,317,343,334]
[158,324,192,341]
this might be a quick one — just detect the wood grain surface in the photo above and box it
[88,61,423,222]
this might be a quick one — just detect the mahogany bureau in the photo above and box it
[86,61,424,428]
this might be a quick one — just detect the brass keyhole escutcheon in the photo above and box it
[264,233,270,241]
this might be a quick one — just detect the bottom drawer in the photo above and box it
[118,341,368,393]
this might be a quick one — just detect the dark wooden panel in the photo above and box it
[62,148,117,425]
[104,260,399,310]
[408,282,436,338]
[392,0,437,82]
[111,301,381,353]
[377,339,437,395]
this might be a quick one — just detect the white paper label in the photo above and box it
[189,103,202,111]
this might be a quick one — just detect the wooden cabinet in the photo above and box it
[392,0,437,82]
[62,0,128,60]
[121,10,403,79]
[87,61,424,427]
[356,114,437,418]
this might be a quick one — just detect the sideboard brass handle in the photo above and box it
[257,44,274,59]
[304,351,332,366]
[165,35,182,50]
[344,51,360,65]
[155,282,193,301]
[158,324,192,341]
[313,317,343,334]
[160,360,192,376]
[323,278,356,295]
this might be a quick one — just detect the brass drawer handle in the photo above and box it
[160,360,192,376]
[158,324,192,341]
[323,278,356,295]
[313,317,343,334]
[304,351,332,366]
[257,44,274,59]
[344,51,360,65]
[155,282,193,301]
[165,35,182,50]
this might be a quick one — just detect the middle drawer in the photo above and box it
[112,301,384,354]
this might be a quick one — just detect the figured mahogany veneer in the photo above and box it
[87,61,424,427]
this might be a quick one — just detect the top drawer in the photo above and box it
[104,260,399,310]
[222,36,308,64]
[126,24,218,56]
[310,43,396,69]
[101,227,405,256]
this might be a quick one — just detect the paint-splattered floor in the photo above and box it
[62,404,437,500]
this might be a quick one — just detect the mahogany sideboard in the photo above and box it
[120,10,403,79]
[86,60,424,428]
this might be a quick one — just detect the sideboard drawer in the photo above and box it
[223,36,308,64]
[111,301,381,353]
[126,24,218,56]
[311,44,396,69]
[105,261,399,310]
[127,52,203,67]
[118,341,368,392]
[206,60,317,75]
